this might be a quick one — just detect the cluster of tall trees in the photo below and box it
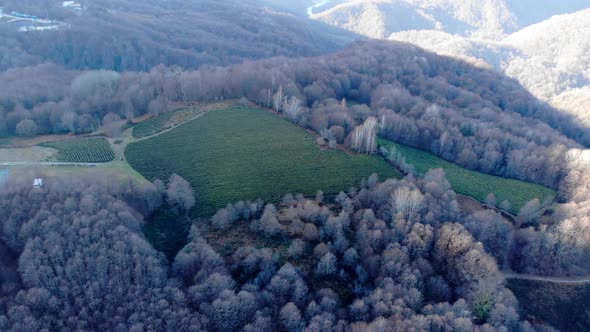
[502,149,590,275]
[0,172,547,331]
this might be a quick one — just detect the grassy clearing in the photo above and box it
[0,138,11,147]
[378,138,556,214]
[507,279,590,331]
[42,137,115,163]
[126,106,401,217]
[0,146,57,162]
[5,164,146,186]
[132,107,206,139]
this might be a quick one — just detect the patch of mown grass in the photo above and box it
[126,106,401,217]
[42,137,115,163]
[378,138,556,214]
[0,138,11,147]
[507,279,590,331]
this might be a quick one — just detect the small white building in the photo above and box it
[33,178,43,189]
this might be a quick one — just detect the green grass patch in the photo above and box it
[378,138,556,214]
[132,107,205,139]
[507,279,590,331]
[126,106,401,217]
[42,137,115,163]
[0,138,11,147]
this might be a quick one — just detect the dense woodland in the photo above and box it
[2,1,590,329]
[0,0,353,71]
[0,174,547,331]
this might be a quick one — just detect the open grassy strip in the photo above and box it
[0,138,11,147]
[42,137,115,163]
[132,107,206,139]
[378,138,556,214]
[507,279,590,331]
[126,106,401,217]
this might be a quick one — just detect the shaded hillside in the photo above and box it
[390,9,590,127]
[310,0,589,38]
[507,279,590,331]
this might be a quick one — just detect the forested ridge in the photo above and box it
[0,0,354,71]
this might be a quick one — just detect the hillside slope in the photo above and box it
[310,0,589,38]
[503,9,590,97]
[390,9,590,126]
[0,0,356,71]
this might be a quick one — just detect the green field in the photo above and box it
[0,138,11,147]
[126,106,401,216]
[378,138,556,214]
[507,279,590,331]
[132,107,205,139]
[43,137,115,163]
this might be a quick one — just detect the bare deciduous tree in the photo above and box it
[272,86,284,112]
[391,186,424,221]
[350,117,378,154]
[166,174,195,212]
[15,119,39,137]
[283,96,303,121]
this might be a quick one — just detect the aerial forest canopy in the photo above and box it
[0,173,533,331]
[0,0,354,71]
[2,0,590,330]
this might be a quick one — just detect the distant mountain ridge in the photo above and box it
[307,1,590,126]
[309,0,589,39]
[390,9,590,126]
